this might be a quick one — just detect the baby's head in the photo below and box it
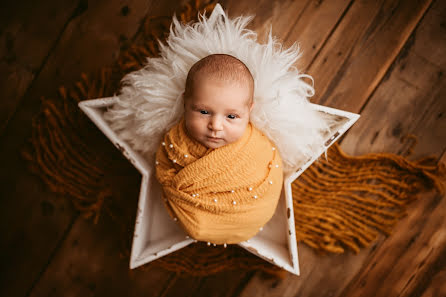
[183,54,254,149]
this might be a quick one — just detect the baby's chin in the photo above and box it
[196,135,242,149]
[199,138,228,149]
[204,141,226,149]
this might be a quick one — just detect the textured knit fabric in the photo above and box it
[155,117,284,244]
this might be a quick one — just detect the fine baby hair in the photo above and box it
[184,53,254,104]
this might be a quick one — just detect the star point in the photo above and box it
[79,96,359,276]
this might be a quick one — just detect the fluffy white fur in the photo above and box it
[103,4,332,174]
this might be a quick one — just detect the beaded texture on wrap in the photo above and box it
[155,118,284,245]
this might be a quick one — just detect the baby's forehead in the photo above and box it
[194,74,249,89]
[191,60,249,82]
[184,54,254,101]
[188,83,252,113]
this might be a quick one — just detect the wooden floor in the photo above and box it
[1,0,445,296]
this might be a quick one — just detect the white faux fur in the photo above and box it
[103,3,332,174]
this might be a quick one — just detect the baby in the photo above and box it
[183,54,254,149]
[155,54,283,246]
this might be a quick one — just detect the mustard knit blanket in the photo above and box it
[155,117,284,244]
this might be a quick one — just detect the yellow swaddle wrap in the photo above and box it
[155,118,283,244]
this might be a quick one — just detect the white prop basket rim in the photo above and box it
[78,97,359,275]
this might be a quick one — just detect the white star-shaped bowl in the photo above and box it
[79,97,359,275]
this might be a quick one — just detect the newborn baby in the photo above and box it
[155,54,283,245]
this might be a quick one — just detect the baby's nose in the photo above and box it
[209,116,223,131]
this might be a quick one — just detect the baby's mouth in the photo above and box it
[207,136,223,141]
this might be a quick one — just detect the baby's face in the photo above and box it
[184,77,253,149]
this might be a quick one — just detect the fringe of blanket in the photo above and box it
[292,144,444,254]
[21,0,445,277]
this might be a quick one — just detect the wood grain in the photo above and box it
[340,189,445,297]
[341,0,445,157]
[0,0,79,136]
[158,270,256,297]
[0,1,182,296]
[27,214,175,297]
[221,0,310,44]
[284,0,353,70]
[235,0,443,296]
[335,1,446,296]
[2,0,445,296]
[221,0,352,70]
[308,0,431,111]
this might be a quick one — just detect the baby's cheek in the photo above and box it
[192,117,210,138]
[228,123,247,141]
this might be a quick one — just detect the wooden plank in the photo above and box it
[0,159,76,297]
[340,2,446,280]
[0,0,79,136]
[323,1,446,296]
[415,152,446,297]
[160,275,205,297]
[412,2,446,69]
[18,0,163,101]
[221,0,352,70]
[340,190,445,297]
[419,269,446,297]
[234,240,384,297]
[308,0,431,111]
[27,214,174,297]
[235,1,442,296]
[341,66,446,157]
[160,270,255,297]
[220,0,310,44]
[341,0,446,157]
[193,270,256,297]
[0,1,82,295]
[284,0,353,70]
[0,1,182,296]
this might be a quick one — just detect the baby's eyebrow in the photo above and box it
[189,103,242,114]
[226,109,241,114]
[190,103,207,110]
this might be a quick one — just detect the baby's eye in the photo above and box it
[200,110,209,115]
[227,114,237,119]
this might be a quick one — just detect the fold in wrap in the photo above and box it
[155,118,284,244]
